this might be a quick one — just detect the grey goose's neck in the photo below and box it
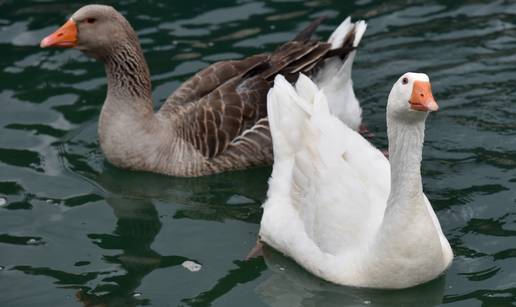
[97,38,161,173]
[103,40,153,113]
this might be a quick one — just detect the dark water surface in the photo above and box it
[1,0,516,306]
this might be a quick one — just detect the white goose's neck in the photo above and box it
[386,116,425,209]
[361,113,451,288]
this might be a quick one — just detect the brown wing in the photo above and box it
[161,54,269,113]
[165,18,357,160]
[176,71,270,158]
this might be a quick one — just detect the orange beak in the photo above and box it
[40,19,78,48]
[409,80,439,112]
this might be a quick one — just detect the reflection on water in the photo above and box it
[13,195,188,307]
[182,258,267,306]
[1,0,516,306]
[7,161,269,306]
[76,196,187,307]
[257,246,446,307]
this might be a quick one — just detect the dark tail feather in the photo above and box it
[325,45,356,59]
[322,23,358,60]
[241,61,272,80]
[293,16,328,41]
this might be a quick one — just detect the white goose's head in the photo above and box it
[387,72,439,123]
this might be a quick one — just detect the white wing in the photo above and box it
[261,74,390,262]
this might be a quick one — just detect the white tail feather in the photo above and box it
[352,20,367,47]
[268,75,311,161]
[327,17,352,49]
[295,73,319,107]
[312,17,367,131]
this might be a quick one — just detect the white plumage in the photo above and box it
[314,17,367,131]
[260,72,453,289]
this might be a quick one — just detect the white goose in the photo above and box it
[259,72,453,289]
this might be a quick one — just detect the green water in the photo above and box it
[1,0,516,306]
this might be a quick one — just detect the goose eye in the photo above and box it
[86,18,96,24]
[402,77,408,85]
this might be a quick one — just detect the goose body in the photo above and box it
[41,5,366,177]
[259,73,453,289]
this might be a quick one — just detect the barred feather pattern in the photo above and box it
[97,14,360,177]
[105,44,152,102]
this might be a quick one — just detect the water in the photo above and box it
[1,0,516,306]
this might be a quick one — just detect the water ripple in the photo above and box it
[1,0,516,306]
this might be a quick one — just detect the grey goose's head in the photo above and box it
[40,4,139,60]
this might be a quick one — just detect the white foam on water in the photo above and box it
[182,260,202,272]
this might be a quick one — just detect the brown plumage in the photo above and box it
[40,4,361,177]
